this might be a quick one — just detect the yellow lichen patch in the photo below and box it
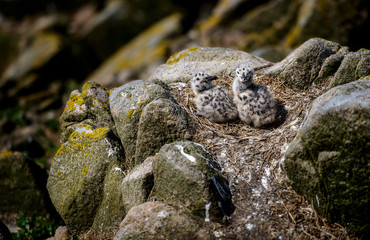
[82,166,88,175]
[69,126,109,142]
[0,151,13,157]
[66,92,84,113]
[166,47,201,65]
[360,76,370,81]
[55,145,65,157]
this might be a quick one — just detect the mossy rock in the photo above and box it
[60,81,116,143]
[114,202,204,240]
[149,47,272,84]
[135,99,193,165]
[121,157,154,213]
[0,152,51,215]
[110,80,176,167]
[262,38,341,89]
[284,80,370,236]
[47,125,125,235]
[153,141,235,221]
[329,49,370,88]
[92,165,127,237]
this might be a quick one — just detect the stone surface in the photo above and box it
[54,226,70,240]
[60,81,117,143]
[114,201,205,240]
[110,80,192,167]
[283,80,370,235]
[153,141,234,221]
[85,13,182,88]
[0,151,51,215]
[92,165,126,236]
[149,47,272,84]
[261,38,341,89]
[47,125,125,235]
[135,99,193,163]
[121,157,154,213]
[329,49,370,88]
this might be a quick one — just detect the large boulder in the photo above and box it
[0,151,52,215]
[47,82,125,235]
[153,141,235,221]
[110,80,193,167]
[121,157,154,213]
[149,47,272,84]
[329,49,370,88]
[114,201,207,240]
[261,38,341,89]
[47,125,125,235]
[283,79,370,235]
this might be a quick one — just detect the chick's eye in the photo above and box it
[196,78,199,80]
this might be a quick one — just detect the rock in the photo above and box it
[136,99,193,163]
[261,38,341,89]
[0,151,52,215]
[110,80,192,167]
[153,141,235,221]
[60,81,116,143]
[92,165,126,236]
[47,125,125,235]
[121,157,154,213]
[85,13,182,88]
[0,32,62,85]
[329,49,370,88]
[316,47,349,83]
[54,226,70,240]
[114,201,205,240]
[283,80,370,235]
[149,47,272,84]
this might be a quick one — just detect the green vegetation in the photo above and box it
[12,211,57,240]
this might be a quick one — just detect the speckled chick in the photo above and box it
[232,64,277,127]
[191,71,238,123]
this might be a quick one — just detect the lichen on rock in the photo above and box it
[283,79,370,235]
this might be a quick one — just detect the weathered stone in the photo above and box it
[47,125,125,235]
[261,38,341,89]
[316,47,349,83]
[329,49,370,88]
[60,81,116,143]
[0,151,51,215]
[283,80,370,235]
[149,47,272,84]
[135,99,193,164]
[153,141,234,221]
[85,13,182,87]
[121,157,154,213]
[54,226,70,240]
[114,202,204,240]
[92,165,126,236]
[110,80,176,166]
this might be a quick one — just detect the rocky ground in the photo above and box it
[170,75,357,239]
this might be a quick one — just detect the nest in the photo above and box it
[169,74,357,239]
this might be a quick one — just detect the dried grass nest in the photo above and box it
[169,74,357,239]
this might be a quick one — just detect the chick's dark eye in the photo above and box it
[196,78,199,80]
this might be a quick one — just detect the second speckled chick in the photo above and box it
[232,64,277,128]
[191,71,238,123]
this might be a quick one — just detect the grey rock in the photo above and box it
[121,157,154,213]
[283,79,370,235]
[54,226,70,240]
[135,99,193,164]
[92,165,126,236]
[261,38,341,89]
[0,152,50,215]
[110,80,192,167]
[329,49,370,88]
[149,47,272,84]
[153,141,234,221]
[114,201,206,240]
[47,125,125,235]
